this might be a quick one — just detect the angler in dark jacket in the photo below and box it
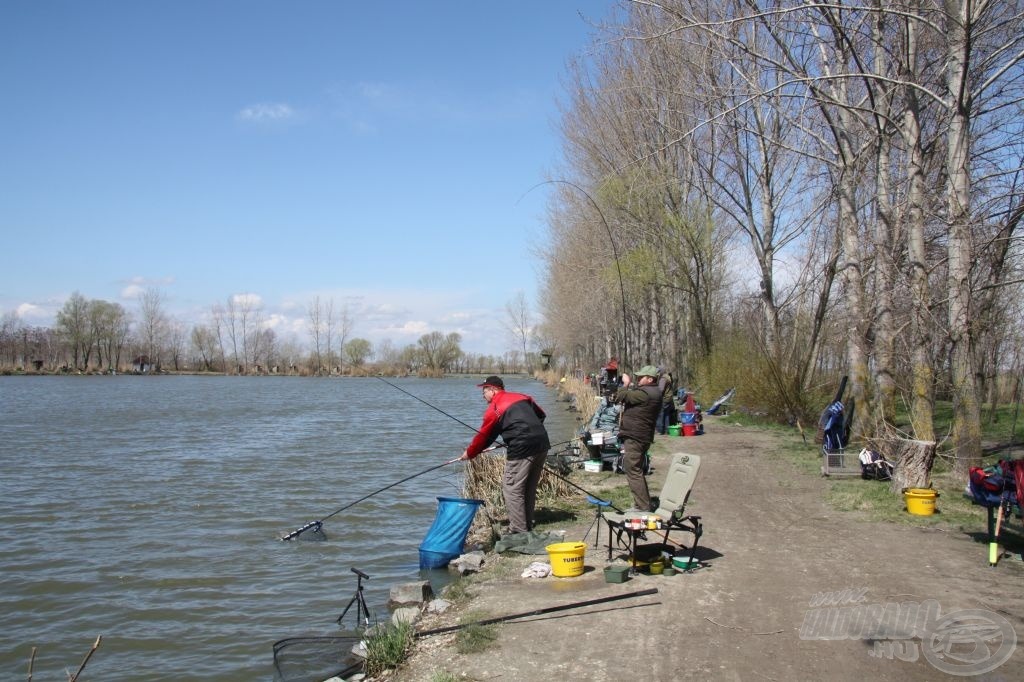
[614,365,663,511]
[460,376,550,534]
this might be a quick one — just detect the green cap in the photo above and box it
[636,365,659,378]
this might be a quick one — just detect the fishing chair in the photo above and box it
[604,453,703,573]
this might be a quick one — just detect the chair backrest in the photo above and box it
[655,453,701,518]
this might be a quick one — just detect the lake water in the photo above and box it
[0,375,580,681]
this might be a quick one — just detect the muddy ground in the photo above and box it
[392,422,1023,681]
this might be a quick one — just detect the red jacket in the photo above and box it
[466,390,550,460]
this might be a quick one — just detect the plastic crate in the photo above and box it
[821,449,860,477]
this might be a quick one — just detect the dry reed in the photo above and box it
[462,371,595,545]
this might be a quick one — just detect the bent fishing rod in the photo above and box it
[280,445,506,541]
[376,376,624,513]
[280,457,458,541]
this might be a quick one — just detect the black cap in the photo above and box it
[476,375,504,389]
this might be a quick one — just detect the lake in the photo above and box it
[0,375,580,681]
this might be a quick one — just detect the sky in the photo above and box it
[0,1,615,357]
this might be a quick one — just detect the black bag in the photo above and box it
[858,449,893,481]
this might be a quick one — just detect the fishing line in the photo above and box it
[376,376,480,432]
[282,378,517,540]
[377,377,624,513]
[281,457,460,541]
[519,179,630,367]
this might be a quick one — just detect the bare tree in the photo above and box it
[191,324,219,372]
[504,291,533,368]
[417,331,463,375]
[0,311,21,368]
[56,292,90,370]
[88,300,130,371]
[324,297,335,373]
[166,318,188,371]
[139,288,169,371]
[308,296,325,375]
[335,301,353,375]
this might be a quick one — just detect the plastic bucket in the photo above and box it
[680,412,696,424]
[667,424,682,436]
[672,556,700,571]
[546,541,587,577]
[682,424,697,436]
[904,488,939,516]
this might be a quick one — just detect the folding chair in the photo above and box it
[604,453,703,573]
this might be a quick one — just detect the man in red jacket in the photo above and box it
[459,376,550,534]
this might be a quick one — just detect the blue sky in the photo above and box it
[1,1,613,356]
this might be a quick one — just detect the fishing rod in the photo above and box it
[376,376,480,432]
[415,587,658,637]
[520,180,630,368]
[377,377,625,514]
[281,457,460,541]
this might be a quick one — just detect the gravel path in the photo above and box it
[394,423,1023,681]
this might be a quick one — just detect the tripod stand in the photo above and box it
[336,567,372,629]
[582,495,612,548]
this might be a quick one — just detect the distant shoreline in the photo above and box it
[0,369,532,379]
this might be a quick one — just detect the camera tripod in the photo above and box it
[336,567,371,629]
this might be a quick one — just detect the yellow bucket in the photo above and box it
[546,542,587,577]
[904,488,939,516]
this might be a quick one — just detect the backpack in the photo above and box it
[968,460,1020,508]
[858,449,893,481]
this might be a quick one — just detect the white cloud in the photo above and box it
[395,320,430,335]
[263,313,306,336]
[232,293,263,308]
[120,276,176,301]
[16,302,45,320]
[237,102,295,123]
[121,284,145,299]
[0,285,508,357]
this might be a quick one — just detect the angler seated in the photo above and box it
[582,395,621,460]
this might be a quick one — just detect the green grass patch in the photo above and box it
[825,474,988,531]
[894,399,1024,455]
[442,578,474,605]
[735,418,998,534]
[363,621,414,676]
[430,672,460,682]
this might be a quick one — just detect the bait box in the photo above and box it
[604,565,630,583]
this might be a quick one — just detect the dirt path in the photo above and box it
[395,423,1023,681]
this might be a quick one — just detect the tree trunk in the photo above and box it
[945,0,982,474]
[887,439,937,492]
[903,38,936,442]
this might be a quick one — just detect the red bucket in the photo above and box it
[682,424,697,436]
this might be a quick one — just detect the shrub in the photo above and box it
[363,621,414,676]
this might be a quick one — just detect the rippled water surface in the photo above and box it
[0,375,578,680]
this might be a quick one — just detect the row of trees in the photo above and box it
[540,0,1024,471]
[1,292,542,377]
